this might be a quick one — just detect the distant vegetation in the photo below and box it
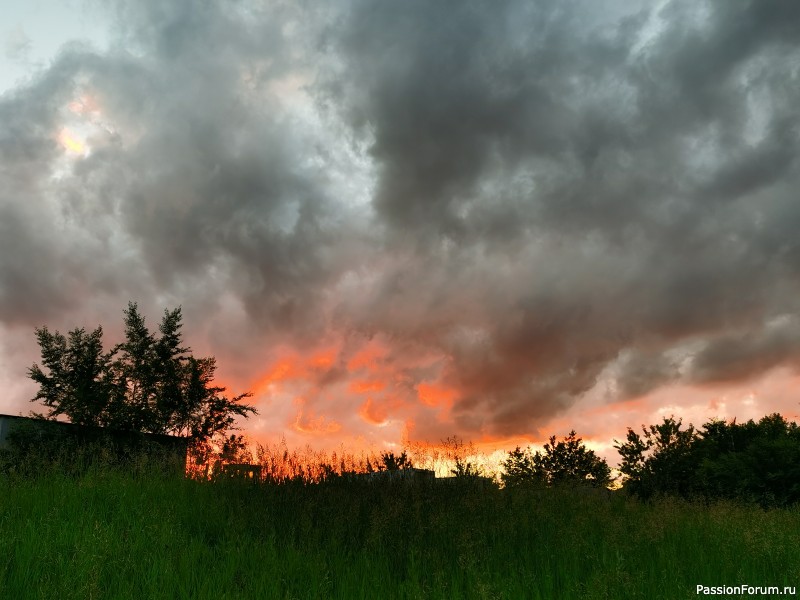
[228,413,800,510]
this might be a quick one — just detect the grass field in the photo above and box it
[1,466,798,600]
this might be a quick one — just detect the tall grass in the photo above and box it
[1,460,798,599]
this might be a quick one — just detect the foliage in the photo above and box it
[379,451,413,471]
[501,431,612,488]
[442,436,486,479]
[614,416,698,499]
[694,414,800,506]
[614,413,800,507]
[501,446,541,487]
[28,302,256,466]
[28,326,115,427]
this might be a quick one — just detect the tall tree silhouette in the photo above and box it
[614,416,697,498]
[29,302,256,459]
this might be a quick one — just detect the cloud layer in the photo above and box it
[2,0,800,449]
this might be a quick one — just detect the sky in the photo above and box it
[2,0,800,465]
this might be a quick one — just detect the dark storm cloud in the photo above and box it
[689,316,800,384]
[1,0,363,338]
[95,0,354,327]
[327,0,800,240]
[324,0,800,436]
[3,0,800,439]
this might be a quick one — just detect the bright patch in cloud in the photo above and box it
[57,128,86,155]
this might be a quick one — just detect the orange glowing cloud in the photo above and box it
[310,347,337,369]
[251,343,343,394]
[417,382,457,408]
[347,340,387,372]
[359,397,388,425]
[252,356,304,394]
[292,408,341,434]
[349,379,385,394]
[358,395,409,426]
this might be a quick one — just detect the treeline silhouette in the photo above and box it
[498,414,800,507]
[6,408,800,510]
[212,414,800,508]
[615,413,800,507]
[19,302,800,507]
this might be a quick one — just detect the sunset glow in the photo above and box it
[3,0,800,472]
[417,382,457,409]
[292,406,342,435]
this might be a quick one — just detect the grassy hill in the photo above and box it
[1,464,798,599]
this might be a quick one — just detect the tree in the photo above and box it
[29,326,116,427]
[614,416,698,498]
[501,446,541,487]
[692,414,800,506]
[502,431,611,488]
[28,302,256,465]
[379,451,413,471]
[615,413,800,506]
[442,436,485,479]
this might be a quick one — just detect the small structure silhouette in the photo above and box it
[0,414,189,474]
[353,467,435,483]
[221,463,262,481]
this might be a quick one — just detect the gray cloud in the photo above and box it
[2,0,800,441]
[322,0,800,436]
[688,315,800,384]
